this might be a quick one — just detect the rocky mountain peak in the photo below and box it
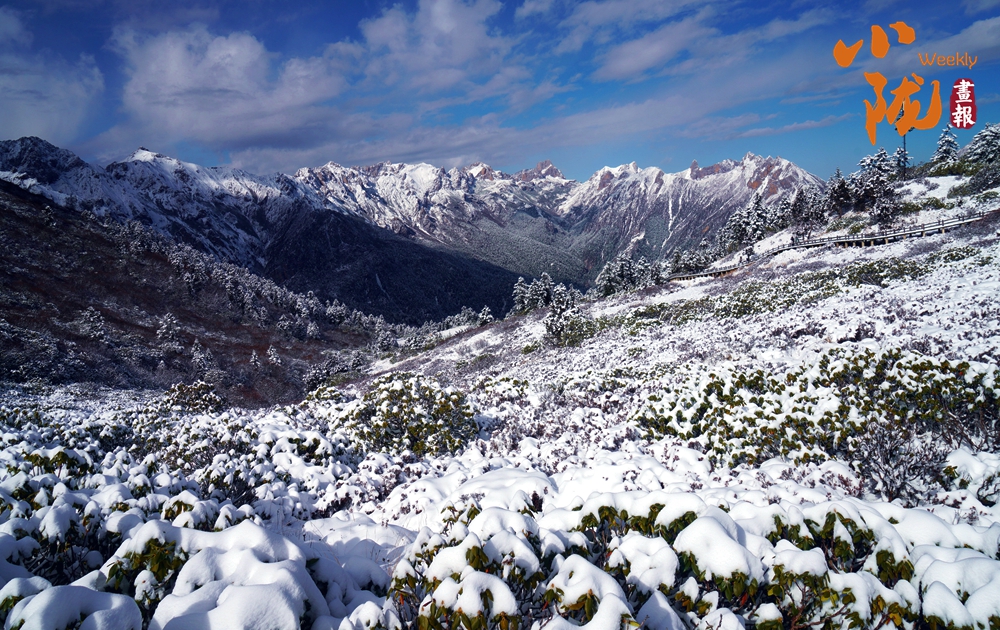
[125,147,165,162]
[515,160,565,182]
[464,162,509,181]
[0,137,92,185]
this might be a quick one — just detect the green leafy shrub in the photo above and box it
[922,197,952,210]
[634,347,1000,498]
[343,373,476,457]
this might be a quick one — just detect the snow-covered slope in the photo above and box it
[1,175,999,629]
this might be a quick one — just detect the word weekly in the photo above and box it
[918,53,979,69]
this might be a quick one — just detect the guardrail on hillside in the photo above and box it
[665,207,1000,282]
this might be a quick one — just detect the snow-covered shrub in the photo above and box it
[389,492,990,630]
[342,373,476,457]
[103,520,335,628]
[157,381,224,414]
[634,347,1000,502]
[5,586,142,630]
[624,256,934,331]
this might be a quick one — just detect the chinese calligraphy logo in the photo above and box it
[950,79,976,129]
[833,23,941,144]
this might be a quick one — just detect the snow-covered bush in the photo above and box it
[634,346,1000,503]
[342,373,477,457]
[387,490,1000,630]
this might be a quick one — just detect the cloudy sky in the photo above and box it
[1,0,998,180]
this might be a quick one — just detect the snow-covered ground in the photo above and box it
[2,178,1000,630]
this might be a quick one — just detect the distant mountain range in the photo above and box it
[0,137,822,321]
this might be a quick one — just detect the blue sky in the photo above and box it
[1,0,998,181]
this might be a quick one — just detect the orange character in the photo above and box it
[833,21,938,144]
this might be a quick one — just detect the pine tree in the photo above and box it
[718,193,765,252]
[745,193,768,243]
[668,250,682,274]
[528,273,554,309]
[156,313,181,342]
[595,255,637,296]
[191,340,214,375]
[477,306,494,326]
[543,283,593,345]
[870,195,901,226]
[789,187,827,238]
[325,300,348,325]
[852,149,897,218]
[634,257,651,287]
[964,123,1000,165]
[769,196,793,230]
[893,146,909,179]
[931,126,959,164]
[858,147,895,179]
[267,345,282,366]
[512,277,530,313]
[823,169,853,217]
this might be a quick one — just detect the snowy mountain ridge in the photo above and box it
[295,151,822,281]
[0,137,822,290]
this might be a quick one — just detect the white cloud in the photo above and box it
[593,8,833,81]
[91,0,556,166]
[102,25,349,151]
[555,0,702,53]
[962,0,1000,13]
[0,8,104,143]
[735,114,854,138]
[593,14,714,80]
[515,0,556,19]
[359,0,512,93]
[0,7,32,47]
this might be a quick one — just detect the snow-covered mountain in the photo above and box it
[0,137,316,269]
[0,137,822,306]
[296,152,822,282]
[0,137,521,324]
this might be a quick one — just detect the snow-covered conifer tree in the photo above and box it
[595,255,637,296]
[852,149,897,218]
[931,126,959,165]
[267,345,282,365]
[789,188,821,237]
[893,146,909,179]
[768,196,792,230]
[512,277,530,313]
[824,169,853,217]
[191,340,214,374]
[964,122,1000,165]
[477,306,494,326]
[718,193,764,252]
[528,273,554,309]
